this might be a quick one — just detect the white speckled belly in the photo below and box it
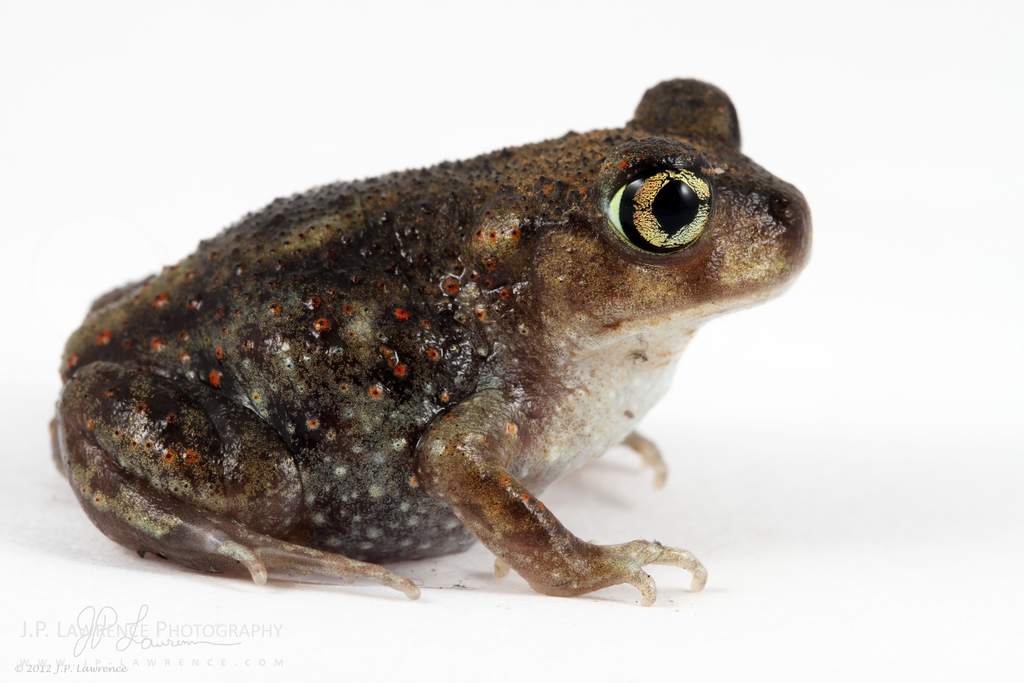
[515,317,698,491]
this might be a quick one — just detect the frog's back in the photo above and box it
[60,170,503,560]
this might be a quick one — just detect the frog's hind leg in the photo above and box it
[55,362,419,599]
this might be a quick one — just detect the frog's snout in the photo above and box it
[769,187,812,278]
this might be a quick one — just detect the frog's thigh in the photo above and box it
[415,390,706,606]
[55,362,418,599]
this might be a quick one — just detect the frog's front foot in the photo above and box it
[622,431,668,489]
[549,540,706,607]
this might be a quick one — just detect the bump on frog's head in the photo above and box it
[629,79,742,150]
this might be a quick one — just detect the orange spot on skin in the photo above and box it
[500,476,510,486]
[618,160,629,169]
[306,296,321,309]
[339,383,349,392]
[178,350,190,361]
[104,389,115,397]
[135,402,147,413]
[410,476,419,487]
[252,392,260,401]
[268,302,281,314]
[166,413,177,423]
[538,502,545,511]
[66,354,79,369]
[444,278,459,295]
[521,493,531,502]
[163,451,174,462]
[121,338,133,348]
[509,228,520,240]
[377,281,387,291]
[186,296,201,310]
[442,414,453,420]
[178,331,190,341]
[313,318,331,332]
[394,364,406,376]
[488,231,498,243]
[86,419,95,430]
[215,347,224,360]
[184,270,196,280]
[369,385,382,399]
[441,393,449,402]
[183,450,198,462]
[421,319,430,327]
[220,327,228,336]
[307,419,319,429]
[394,308,410,320]
[484,258,496,271]
[427,348,439,360]
[153,293,168,307]
[500,288,510,300]
[475,307,486,321]
[347,331,356,338]
[507,423,517,435]
[96,330,111,345]
[209,369,221,387]
[342,304,354,313]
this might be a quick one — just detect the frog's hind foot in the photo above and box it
[228,534,421,600]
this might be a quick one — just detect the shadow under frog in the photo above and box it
[53,79,810,605]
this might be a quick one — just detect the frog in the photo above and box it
[52,79,810,605]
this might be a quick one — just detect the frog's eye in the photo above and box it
[607,168,712,254]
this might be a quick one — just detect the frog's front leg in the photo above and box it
[415,390,706,606]
[55,362,418,599]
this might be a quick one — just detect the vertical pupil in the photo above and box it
[652,180,699,233]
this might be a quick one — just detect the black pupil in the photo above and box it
[651,180,699,233]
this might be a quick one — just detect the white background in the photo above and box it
[1,1,1021,680]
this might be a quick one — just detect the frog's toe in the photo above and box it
[622,431,668,489]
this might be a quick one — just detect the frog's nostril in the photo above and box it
[769,191,812,271]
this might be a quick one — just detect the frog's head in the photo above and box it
[531,79,811,354]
